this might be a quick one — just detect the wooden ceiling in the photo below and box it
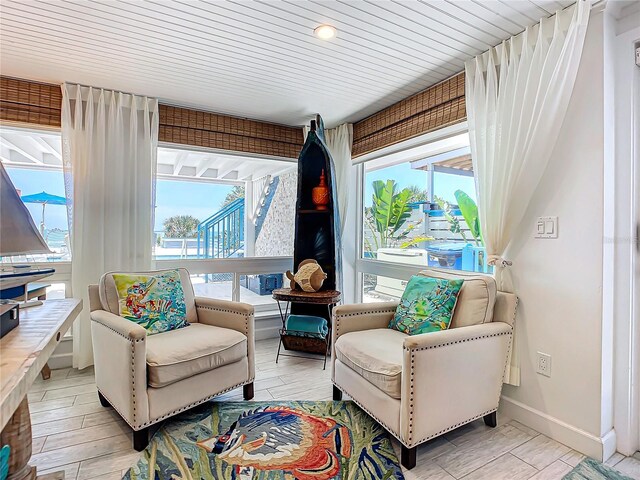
[0,0,573,127]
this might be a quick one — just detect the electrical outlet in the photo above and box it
[537,352,552,377]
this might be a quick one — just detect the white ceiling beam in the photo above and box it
[30,136,62,162]
[221,171,239,180]
[0,137,44,165]
[173,152,189,175]
[195,156,216,177]
[216,161,239,179]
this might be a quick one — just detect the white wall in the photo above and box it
[500,11,615,460]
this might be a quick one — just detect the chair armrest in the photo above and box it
[90,310,149,428]
[399,322,512,447]
[194,297,255,381]
[332,301,399,342]
[90,309,146,341]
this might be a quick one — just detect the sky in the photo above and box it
[7,160,476,233]
[5,167,234,232]
[364,162,477,207]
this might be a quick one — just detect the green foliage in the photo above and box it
[364,180,432,252]
[454,189,483,246]
[434,195,468,243]
[221,185,245,208]
[163,215,200,239]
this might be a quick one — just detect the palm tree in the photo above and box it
[163,215,200,238]
[221,185,245,208]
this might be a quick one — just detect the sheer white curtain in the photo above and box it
[303,123,353,229]
[62,84,159,369]
[465,0,590,385]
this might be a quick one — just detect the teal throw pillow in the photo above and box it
[112,270,189,335]
[389,276,463,335]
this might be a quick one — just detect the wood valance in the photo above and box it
[352,72,466,157]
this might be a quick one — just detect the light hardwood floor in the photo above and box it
[28,338,640,480]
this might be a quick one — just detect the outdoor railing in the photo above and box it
[197,198,245,259]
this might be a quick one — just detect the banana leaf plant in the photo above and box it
[454,189,483,246]
[364,180,432,252]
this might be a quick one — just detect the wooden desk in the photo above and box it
[0,299,82,480]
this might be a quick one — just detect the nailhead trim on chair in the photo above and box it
[402,327,514,447]
[334,307,397,337]
[410,408,498,447]
[196,305,251,336]
[332,383,405,444]
[91,317,146,343]
[99,378,255,431]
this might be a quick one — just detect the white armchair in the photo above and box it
[331,268,517,469]
[88,268,255,451]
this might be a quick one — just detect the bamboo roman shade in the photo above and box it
[159,105,303,159]
[0,76,304,159]
[0,77,62,127]
[352,73,466,158]
[1,74,465,159]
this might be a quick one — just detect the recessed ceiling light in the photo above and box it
[314,24,337,40]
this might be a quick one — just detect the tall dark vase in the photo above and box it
[289,115,342,349]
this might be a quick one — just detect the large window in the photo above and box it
[0,127,69,263]
[359,131,489,303]
[154,146,296,310]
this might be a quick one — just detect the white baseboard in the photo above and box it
[255,314,281,340]
[500,395,615,461]
[49,336,73,369]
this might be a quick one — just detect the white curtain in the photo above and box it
[303,123,353,230]
[62,84,159,369]
[465,0,590,385]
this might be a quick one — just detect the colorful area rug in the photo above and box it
[563,458,634,480]
[123,400,404,479]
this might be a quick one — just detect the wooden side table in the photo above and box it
[272,288,341,369]
[0,299,82,480]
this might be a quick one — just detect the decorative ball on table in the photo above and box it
[285,259,327,292]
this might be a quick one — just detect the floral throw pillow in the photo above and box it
[389,276,463,335]
[112,270,189,335]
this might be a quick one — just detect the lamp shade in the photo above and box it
[0,162,51,256]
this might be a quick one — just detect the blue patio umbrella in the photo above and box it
[20,191,67,234]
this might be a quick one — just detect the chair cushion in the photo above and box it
[418,268,496,328]
[146,323,247,388]
[111,270,189,335]
[389,276,463,335]
[335,328,406,399]
[99,268,197,324]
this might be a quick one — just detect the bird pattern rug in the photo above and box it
[123,400,404,480]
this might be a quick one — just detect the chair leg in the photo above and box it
[133,426,150,452]
[483,411,497,428]
[97,391,110,408]
[401,445,417,470]
[332,385,343,401]
[243,382,254,400]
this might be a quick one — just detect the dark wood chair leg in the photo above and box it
[133,427,150,452]
[483,411,497,428]
[243,382,254,400]
[401,445,417,470]
[97,391,110,408]
[332,385,342,401]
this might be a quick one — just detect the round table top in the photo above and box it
[272,288,341,304]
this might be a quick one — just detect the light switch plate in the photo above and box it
[535,216,558,238]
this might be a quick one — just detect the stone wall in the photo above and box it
[255,171,296,257]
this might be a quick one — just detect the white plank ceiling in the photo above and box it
[0,0,573,127]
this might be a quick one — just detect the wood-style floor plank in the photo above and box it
[26,337,633,480]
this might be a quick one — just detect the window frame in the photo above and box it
[354,122,480,303]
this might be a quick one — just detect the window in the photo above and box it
[359,131,489,301]
[0,127,69,263]
[154,146,296,309]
